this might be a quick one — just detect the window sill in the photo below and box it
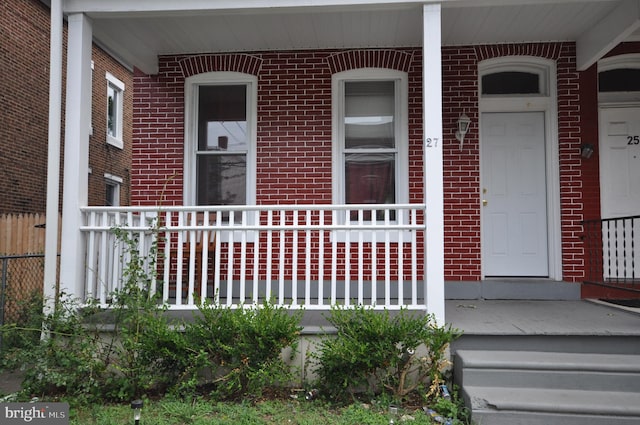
[106,135,123,149]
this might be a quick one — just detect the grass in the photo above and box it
[68,398,439,424]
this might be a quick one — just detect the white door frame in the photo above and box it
[478,57,562,280]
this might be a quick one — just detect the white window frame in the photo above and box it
[106,72,125,149]
[332,69,409,209]
[479,60,549,98]
[104,173,122,206]
[184,72,258,241]
[331,69,409,242]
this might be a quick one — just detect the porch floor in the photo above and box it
[445,299,640,337]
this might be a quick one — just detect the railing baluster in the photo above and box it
[331,210,337,306]
[239,210,247,305]
[266,210,273,302]
[162,211,171,304]
[292,210,298,306]
[305,210,311,306]
[278,210,285,306]
[384,209,391,307]
[318,211,325,307]
[344,209,351,307]
[226,211,235,306]
[371,208,377,306]
[411,208,418,306]
[252,210,260,305]
[357,209,364,306]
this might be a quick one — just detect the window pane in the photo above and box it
[106,182,118,206]
[107,84,118,137]
[345,81,395,149]
[599,69,640,92]
[198,85,247,151]
[196,155,246,206]
[482,71,539,95]
[345,153,395,204]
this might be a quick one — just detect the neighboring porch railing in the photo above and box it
[582,215,640,293]
[81,204,427,310]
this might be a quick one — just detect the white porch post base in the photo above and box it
[59,13,93,301]
[422,4,445,325]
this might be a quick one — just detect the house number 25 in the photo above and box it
[425,138,439,147]
[628,135,640,145]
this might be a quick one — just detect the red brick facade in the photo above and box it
[0,0,132,214]
[133,43,637,283]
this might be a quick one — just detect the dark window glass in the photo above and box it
[599,69,640,92]
[482,71,539,95]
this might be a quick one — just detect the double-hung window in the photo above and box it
[185,73,257,217]
[106,72,125,149]
[333,69,409,221]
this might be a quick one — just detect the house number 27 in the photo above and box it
[628,136,640,145]
[425,138,439,148]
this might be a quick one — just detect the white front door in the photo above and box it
[481,112,549,277]
[599,107,640,218]
[599,107,640,279]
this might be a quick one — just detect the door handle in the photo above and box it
[482,199,488,206]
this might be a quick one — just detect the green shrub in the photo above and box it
[312,305,461,404]
[184,300,303,400]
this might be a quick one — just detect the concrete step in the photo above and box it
[451,334,640,354]
[454,350,640,424]
[466,386,640,425]
[455,350,640,392]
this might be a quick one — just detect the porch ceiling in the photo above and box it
[63,0,640,74]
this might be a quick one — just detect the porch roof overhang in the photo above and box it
[62,0,640,74]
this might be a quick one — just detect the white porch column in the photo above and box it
[422,4,445,325]
[59,14,93,300]
[43,0,63,312]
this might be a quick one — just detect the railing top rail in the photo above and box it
[582,215,640,225]
[81,203,427,213]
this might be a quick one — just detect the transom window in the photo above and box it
[480,64,547,97]
[599,69,640,92]
[106,72,125,149]
[333,69,408,221]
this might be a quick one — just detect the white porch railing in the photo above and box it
[81,204,427,310]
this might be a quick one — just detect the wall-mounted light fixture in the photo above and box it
[581,143,594,159]
[455,113,471,148]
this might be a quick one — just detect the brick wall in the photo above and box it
[133,44,586,282]
[0,0,132,214]
[0,0,52,213]
[89,46,133,206]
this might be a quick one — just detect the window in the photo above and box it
[332,69,409,221]
[104,173,122,206]
[479,63,547,97]
[185,73,257,214]
[482,71,539,95]
[599,69,640,92]
[106,72,125,149]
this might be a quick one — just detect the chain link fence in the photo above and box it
[0,254,49,352]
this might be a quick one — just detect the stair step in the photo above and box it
[465,386,640,425]
[456,350,640,372]
[455,350,640,391]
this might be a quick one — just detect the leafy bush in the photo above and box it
[312,306,461,404]
[185,300,303,400]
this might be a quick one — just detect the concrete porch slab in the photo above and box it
[445,299,640,336]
